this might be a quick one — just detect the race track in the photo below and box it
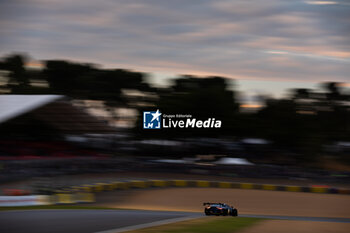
[2,187,350,233]
[1,209,350,233]
[0,209,201,233]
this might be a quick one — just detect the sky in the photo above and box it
[0,0,349,101]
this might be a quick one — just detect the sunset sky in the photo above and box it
[1,0,349,101]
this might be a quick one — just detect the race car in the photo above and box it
[203,202,238,216]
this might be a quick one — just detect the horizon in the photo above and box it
[0,52,329,109]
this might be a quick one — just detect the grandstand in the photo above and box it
[0,95,116,160]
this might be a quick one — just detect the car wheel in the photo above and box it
[232,209,238,217]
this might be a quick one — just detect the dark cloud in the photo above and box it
[0,0,349,82]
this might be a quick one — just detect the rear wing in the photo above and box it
[203,202,223,206]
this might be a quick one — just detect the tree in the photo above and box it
[2,54,28,86]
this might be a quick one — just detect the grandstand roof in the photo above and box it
[0,95,63,124]
[0,95,116,134]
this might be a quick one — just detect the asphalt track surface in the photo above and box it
[1,210,350,233]
[0,209,201,233]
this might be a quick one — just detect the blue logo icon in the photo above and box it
[143,110,162,129]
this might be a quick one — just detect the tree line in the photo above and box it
[0,53,349,164]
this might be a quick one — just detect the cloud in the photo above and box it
[0,0,349,83]
[305,1,338,5]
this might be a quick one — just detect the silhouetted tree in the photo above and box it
[2,54,28,86]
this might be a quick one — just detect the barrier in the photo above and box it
[54,192,96,204]
[116,182,129,190]
[81,185,95,193]
[4,178,349,207]
[104,183,115,191]
[151,180,168,187]
[311,187,327,193]
[262,184,276,191]
[130,180,148,188]
[5,180,347,207]
[110,182,119,190]
[218,182,231,188]
[63,179,350,196]
[240,183,254,189]
[173,180,187,187]
[0,192,96,206]
[286,186,301,192]
[0,195,51,207]
[76,192,95,203]
[94,183,105,192]
[196,180,210,187]
[56,193,74,204]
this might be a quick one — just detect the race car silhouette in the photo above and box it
[203,202,238,216]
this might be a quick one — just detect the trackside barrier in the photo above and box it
[218,182,231,188]
[0,195,51,207]
[130,180,148,188]
[240,183,254,189]
[94,183,105,192]
[0,191,92,207]
[54,192,95,204]
[76,192,95,203]
[7,180,343,207]
[151,180,168,187]
[64,180,350,196]
[56,193,75,204]
[174,180,187,187]
[262,184,276,191]
[196,180,210,187]
[311,187,327,193]
[286,186,301,192]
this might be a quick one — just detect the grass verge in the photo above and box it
[126,217,262,233]
[0,205,118,211]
